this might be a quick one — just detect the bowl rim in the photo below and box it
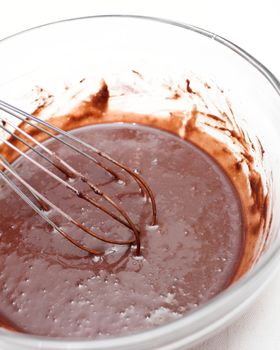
[0,14,280,348]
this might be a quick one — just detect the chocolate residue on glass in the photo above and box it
[0,73,270,270]
[186,79,196,94]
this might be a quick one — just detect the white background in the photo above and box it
[0,1,280,349]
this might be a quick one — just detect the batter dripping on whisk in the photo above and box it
[0,99,157,256]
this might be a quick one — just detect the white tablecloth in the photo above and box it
[0,1,280,349]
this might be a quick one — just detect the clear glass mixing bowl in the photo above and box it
[0,15,280,350]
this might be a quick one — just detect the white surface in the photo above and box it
[0,1,280,349]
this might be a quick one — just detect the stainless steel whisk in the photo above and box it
[0,100,157,255]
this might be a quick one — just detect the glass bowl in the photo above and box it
[0,15,280,350]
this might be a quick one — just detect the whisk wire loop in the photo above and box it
[0,100,157,255]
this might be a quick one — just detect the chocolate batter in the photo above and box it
[0,123,244,338]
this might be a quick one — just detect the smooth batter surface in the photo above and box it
[0,123,244,338]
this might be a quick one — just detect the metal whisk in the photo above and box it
[0,100,157,255]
